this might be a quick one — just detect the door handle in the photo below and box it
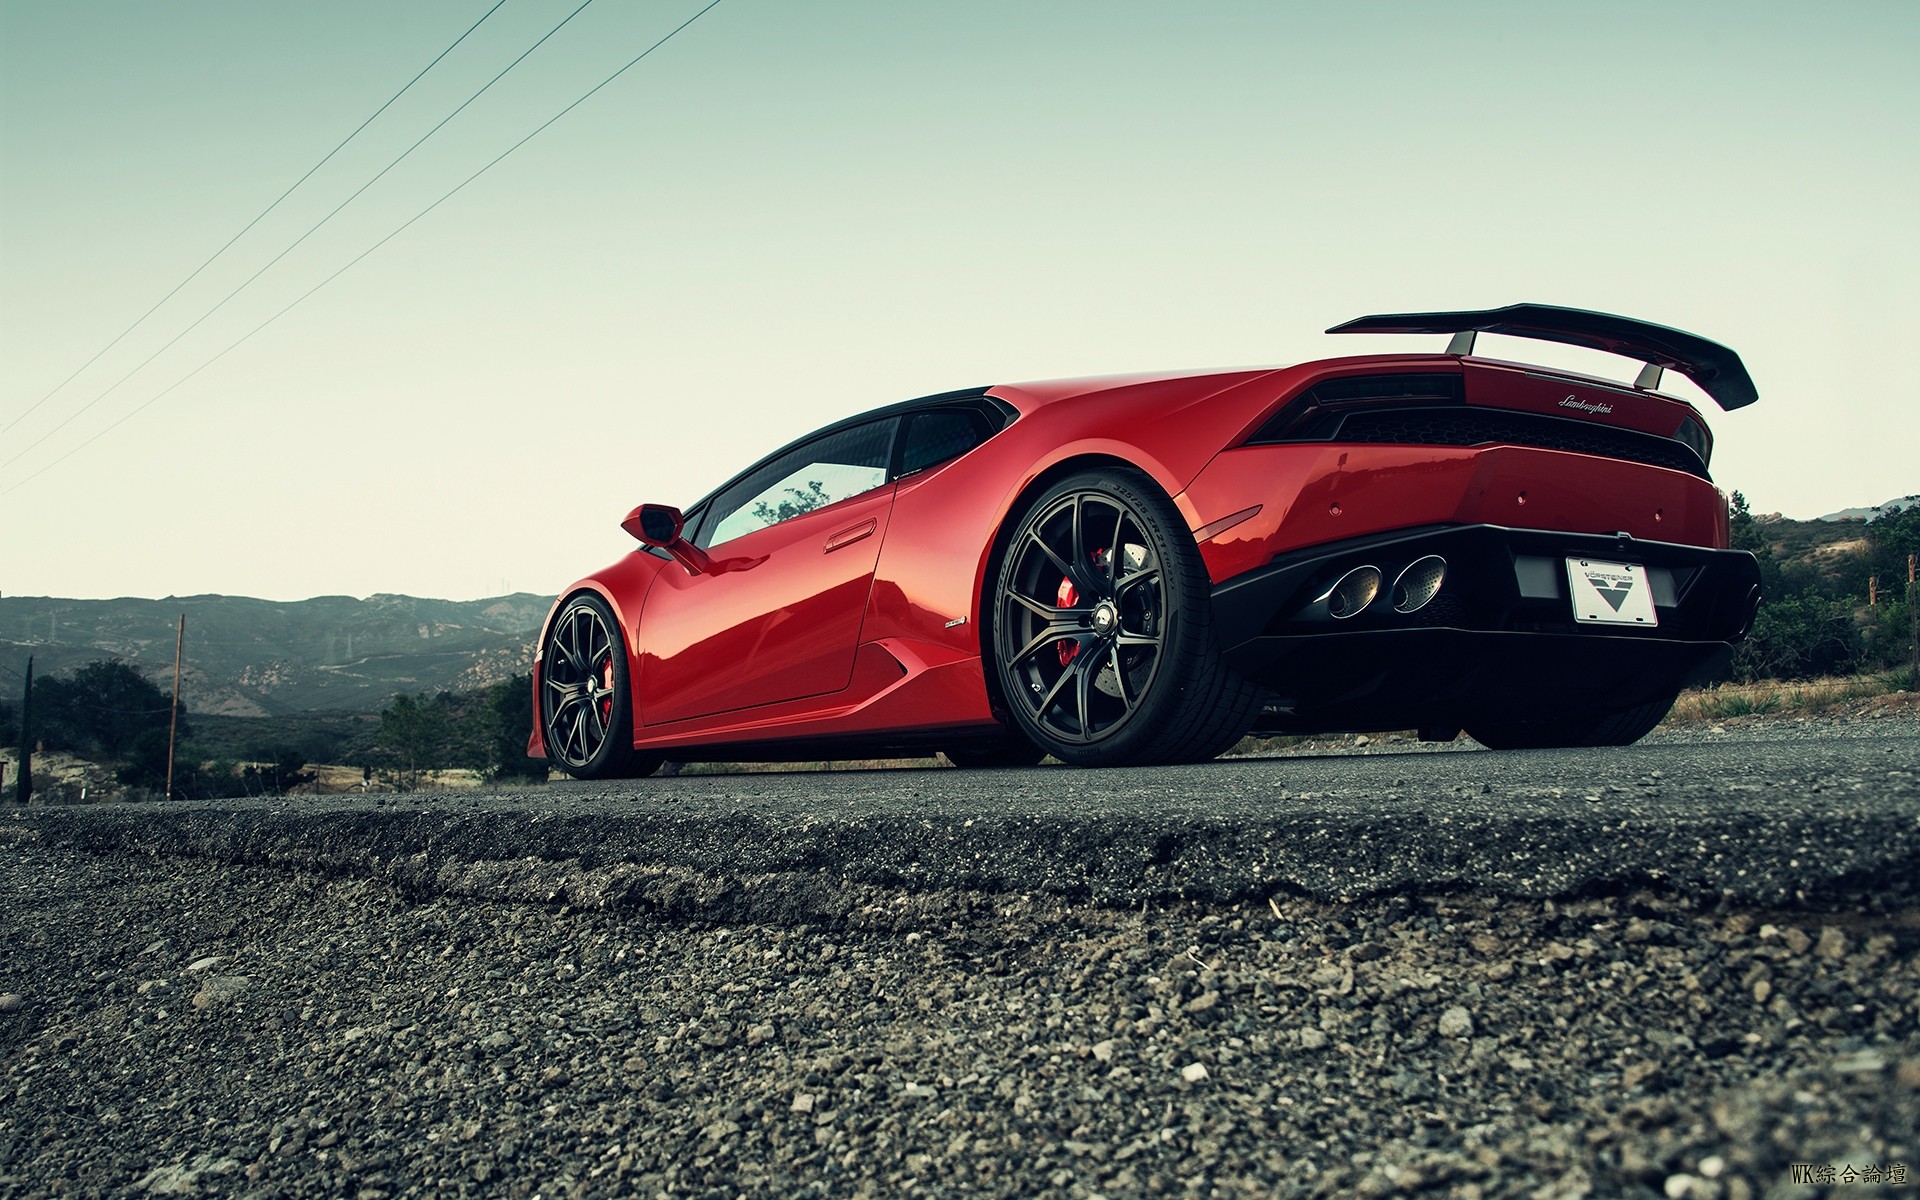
[824,518,877,553]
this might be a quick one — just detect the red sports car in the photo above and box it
[530,303,1762,776]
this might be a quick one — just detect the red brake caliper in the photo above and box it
[1056,549,1106,666]
[1056,576,1079,665]
[600,661,615,723]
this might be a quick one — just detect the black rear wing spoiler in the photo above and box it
[1325,302,1757,410]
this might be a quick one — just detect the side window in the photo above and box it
[701,419,897,549]
[900,409,988,477]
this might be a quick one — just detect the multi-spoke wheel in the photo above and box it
[539,593,659,780]
[991,468,1261,766]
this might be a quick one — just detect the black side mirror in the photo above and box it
[621,504,712,574]
[636,504,683,546]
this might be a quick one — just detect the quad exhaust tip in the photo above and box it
[1325,565,1382,619]
[1319,556,1445,620]
[1392,555,1447,613]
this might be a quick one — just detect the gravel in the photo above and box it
[2,852,1915,1198]
[0,717,1916,1198]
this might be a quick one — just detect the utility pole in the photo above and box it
[166,615,184,801]
[16,657,31,804]
[1909,553,1917,689]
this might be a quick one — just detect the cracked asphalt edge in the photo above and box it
[7,766,1917,920]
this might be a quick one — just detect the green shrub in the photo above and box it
[482,674,548,782]
[1735,587,1861,682]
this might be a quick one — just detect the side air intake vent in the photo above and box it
[1304,373,1462,405]
[1250,373,1463,443]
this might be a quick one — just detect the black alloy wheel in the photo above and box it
[991,468,1261,766]
[539,593,659,780]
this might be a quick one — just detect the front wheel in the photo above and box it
[539,593,660,780]
[1465,693,1676,750]
[990,468,1260,766]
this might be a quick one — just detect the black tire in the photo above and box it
[990,467,1261,766]
[1466,693,1676,751]
[539,593,661,780]
[942,734,1046,769]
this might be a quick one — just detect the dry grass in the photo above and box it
[668,757,948,776]
[1668,672,1917,724]
[293,764,488,794]
[0,750,119,802]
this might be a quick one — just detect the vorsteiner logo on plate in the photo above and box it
[1567,557,1658,626]
[1583,565,1637,611]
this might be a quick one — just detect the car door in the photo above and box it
[637,418,899,725]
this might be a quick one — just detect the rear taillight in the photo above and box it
[1248,373,1464,443]
[1673,415,1712,468]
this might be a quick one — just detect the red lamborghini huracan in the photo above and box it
[529,304,1762,776]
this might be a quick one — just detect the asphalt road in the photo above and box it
[3,717,1916,1199]
[15,718,1919,916]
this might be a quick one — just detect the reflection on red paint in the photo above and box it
[530,331,1745,765]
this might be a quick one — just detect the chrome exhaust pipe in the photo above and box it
[1392,555,1447,614]
[1322,565,1382,619]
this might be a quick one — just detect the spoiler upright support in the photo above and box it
[1327,302,1757,410]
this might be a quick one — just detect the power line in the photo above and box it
[0,0,511,438]
[1,0,727,499]
[1,0,598,474]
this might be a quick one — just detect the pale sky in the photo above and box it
[3,1,1915,602]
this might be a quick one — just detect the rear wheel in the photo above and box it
[1465,693,1675,750]
[991,468,1260,766]
[540,593,661,780]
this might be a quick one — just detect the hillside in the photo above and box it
[0,593,548,716]
[1751,514,1872,566]
[1816,494,1919,522]
[1749,495,1916,590]
[4,492,1914,723]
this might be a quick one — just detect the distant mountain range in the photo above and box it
[1817,495,1919,522]
[7,490,1914,715]
[0,593,550,716]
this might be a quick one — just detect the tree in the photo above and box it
[374,691,457,791]
[118,728,181,795]
[1865,504,1920,607]
[32,660,188,758]
[750,479,832,527]
[115,729,233,800]
[1864,594,1914,676]
[1729,490,1784,599]
[238,749,314,797]
[1735,586,1861,681]
[482,673,548,782]
[1859,505,1920,675]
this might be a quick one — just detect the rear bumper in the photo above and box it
[1211,524,1761,732]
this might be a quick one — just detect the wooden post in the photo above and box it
[166,615,184,801]
[16,657,30,804]
[1909,553,1917,688]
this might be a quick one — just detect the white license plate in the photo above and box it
[1566,558,1658,626]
